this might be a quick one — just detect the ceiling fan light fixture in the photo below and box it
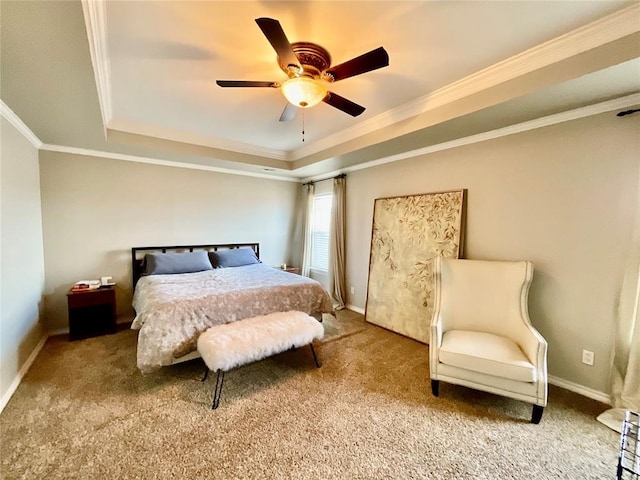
[281,77,327,108]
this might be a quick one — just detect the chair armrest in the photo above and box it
[430,257,444,347]
[511,260,547,373]
[429,258,444,377]
[517,321,548,367]
[511,309,548,403]
[430,313,443,346]
[518,320,548,405]
[429,312,443,378]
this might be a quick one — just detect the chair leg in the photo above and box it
[531,405,544,424]
[201,368,209,382]
[212,370,225,410]
[310,343,321,368]
[431,380,439,397]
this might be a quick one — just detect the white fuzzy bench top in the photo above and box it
[197,311,324,372]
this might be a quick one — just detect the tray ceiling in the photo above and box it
[1,1,639,180]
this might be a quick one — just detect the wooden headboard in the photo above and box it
[131,243,260,287]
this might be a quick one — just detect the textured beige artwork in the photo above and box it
[365,190,466,343]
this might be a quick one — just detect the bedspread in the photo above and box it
[131,263,334,373]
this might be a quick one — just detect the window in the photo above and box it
[311,193,332,272]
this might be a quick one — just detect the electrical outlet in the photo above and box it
[350,286,355,295]
[582,350,594,366]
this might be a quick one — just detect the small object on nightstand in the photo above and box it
[67,285,116,341]
[282,266,299,275]
[71,279,100,292]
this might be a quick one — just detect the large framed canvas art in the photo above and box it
[365,190,466,343]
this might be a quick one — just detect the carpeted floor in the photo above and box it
[1,310,620,479]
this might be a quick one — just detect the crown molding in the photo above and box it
[79,2,639,165]
[5,88,637,185]
[81,0,112,136]
[0,97,292,181]
[107,120,288,161]
[39,143,299,183]
[291,3,640,161]
[81,0,286,161]
[301,93,640,182]
[0,100,43,148]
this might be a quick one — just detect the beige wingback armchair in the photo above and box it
[429,257,548,423]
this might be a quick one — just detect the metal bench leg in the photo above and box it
[310,343,321,368]
[212,370,225,409]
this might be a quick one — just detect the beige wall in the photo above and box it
[345,112,640,394]
[39,152,301,331]
[0,118,46,406]
[5,108,637,401]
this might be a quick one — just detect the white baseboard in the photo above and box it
[1,315,136,412]
[0,334,48,414]
[0,321,612,415]
[548,375,611,405]
[48,316,133,337]
[341,307,612,405]
[48,327,69,336]
[346,304,365,315]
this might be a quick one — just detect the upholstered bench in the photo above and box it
[197,310,324,409]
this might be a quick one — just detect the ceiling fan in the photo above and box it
[216,18,389,122]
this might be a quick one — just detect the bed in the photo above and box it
[130,243,334,373]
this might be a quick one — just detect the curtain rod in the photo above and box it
[302,173,346,186]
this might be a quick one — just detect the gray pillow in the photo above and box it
[209,248,260,268]
[144,251,213,275]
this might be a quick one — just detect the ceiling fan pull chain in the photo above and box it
[302,109,305,142]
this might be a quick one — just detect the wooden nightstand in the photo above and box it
[67,286,116,340]
[282,267,299,275]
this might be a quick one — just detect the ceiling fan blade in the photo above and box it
[216,80,279,88]
[325,47,389,82]
[279,103,297,122]
[323,92,366,117]
[255,18,301,70]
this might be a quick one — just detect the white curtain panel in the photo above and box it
[329,176,346,309]
[301,183,315,277]
[597,186,640,432]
